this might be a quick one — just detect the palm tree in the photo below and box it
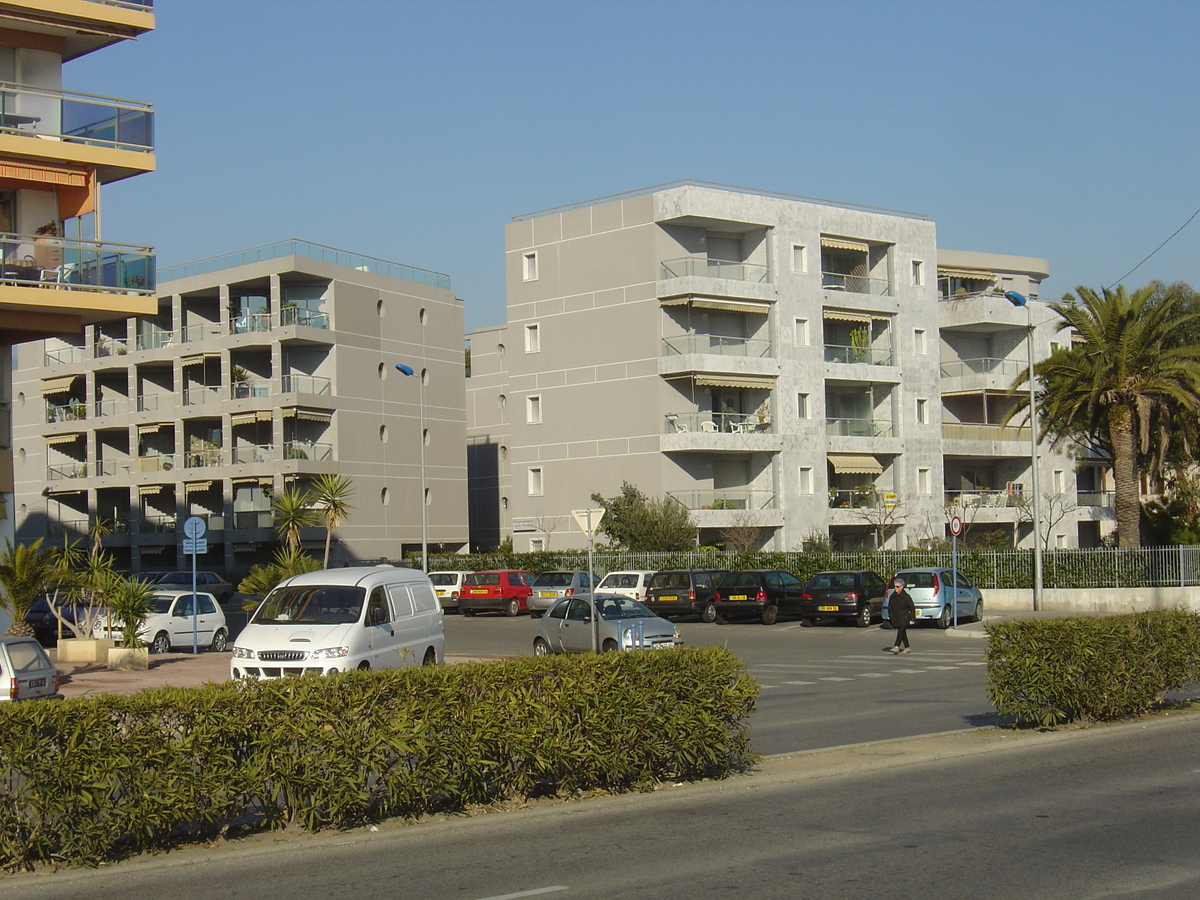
[87,517,114,558]
[1011,284,1200,547]
[311,473,355,567]
[0,538,56,637]
[271,485,318,552]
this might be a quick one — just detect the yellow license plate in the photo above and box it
[819,605,838,611]
[730,594,748,601]
[435,589,447,596]
[657,595,677,602]
[539,592,556,598]
[470,589,487,595]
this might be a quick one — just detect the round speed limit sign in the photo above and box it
[949,515,963,537]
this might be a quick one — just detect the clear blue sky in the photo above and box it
[72,0,1200,332]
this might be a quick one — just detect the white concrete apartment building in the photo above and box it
[467,181,1115,552]
[12,240,469,574]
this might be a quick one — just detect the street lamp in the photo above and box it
[395,363,428,572]
[1003,290,1043,612]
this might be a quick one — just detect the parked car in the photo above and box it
[712,569,807,625]
[231,566,443,679]
[594,570,657,603]
[533,593,683,655]
[94,590,229,653]
[428,570,474,612]
[643,569,731,622]
[24,596,101,646]
[150,571,234,603]
[883,567,983,630]
[527,570,595,618]
[0,637,61,702]
[458,570,535,617]
[798,570,889,628]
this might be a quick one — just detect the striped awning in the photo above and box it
[230,413,256,426]
[938,267,995,281]
[692,374,775,389]
[181,353,219,367]
[823,310,871,324]
[137,423,161,435]
[661,297,771,315]
[185,481,213,493]
[828,454,884,475]
[283,408,332,423]
[821,237,869,253]
[138,484,164,495]
[46,433,82,446]
[41,375,77,395]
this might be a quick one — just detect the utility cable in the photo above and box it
[1106,204,1200,289]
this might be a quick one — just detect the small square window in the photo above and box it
[914,328,927,356]
[524,323,540,353]
[522,251,538,282]
[528,467,543,496]
[792,244,807,274]
[799,466,814,494]
[797,393,809,419]
[530,537,545,552]
[912,260,924,286]
[794,318,809,346]
[526,394,542,424]
[1055,534,1067,550]
[916,398,928,425]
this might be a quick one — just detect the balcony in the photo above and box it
[657,257,776,311]
[660,257,770,284]
[47,463,87,481]
[283,441,332,461]
[184,448,224,469]
[183,385,221,406]
[135,331,173,351]
[821,271,891,296]
[230,313,270,335]
[281,374,332,395]
[231,444,273,465]
[945,489,1024,509]
[0,234,154,294]
[233,510,274,529]
[659,335,778,383]
[280,307,328,329]
[665,489,777,510]
[662,335,773,359]
[94,337,128,358]
[826,418,894,438]
[940,357,1025,393]
[46,402,87,424]
[140,515,176,534]
[1077,491,1115,507]
[828,488,885,509]
[44,346,85,365]
[942,422,1031,442]
[231,380,271,400]
[94,398,130,416]
[136,454,174,473]
[137,394,170,412]
[665,412,773,434]
[181,323,221,343]
[824,344,894,366]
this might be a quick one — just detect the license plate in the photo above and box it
[730,594,748,601]
[654,642,676,649]
[27,677,45,688]
[470,589,487,595]
[539,592,556,598]
[435,590,447,596]
[819,605,838,612]
[657,595,677,602]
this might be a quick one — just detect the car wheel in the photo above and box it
[210,629,228,652]
[936,605,952,630]
[972,600,983,623]
[760,604,779,626]
[533,637,550,657]
[463,608,476,617]
[699,601,718,624]
[505,598,520,617]
[358,661,371,670]
[530,610,543,619]
[422,647,437,666]
[601,638,618,653]
[854,605,872,628]
[150,631,170,654]
[801,617,817,627]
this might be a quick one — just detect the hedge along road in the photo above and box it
[445,611,1010,756]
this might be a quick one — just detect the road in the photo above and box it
[8,709,1199,899]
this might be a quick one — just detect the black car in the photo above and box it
[24,596,98,646]
[150,571,234,603]
[712,569,806,625]
[643,569,730,622]
[798,570,888,627]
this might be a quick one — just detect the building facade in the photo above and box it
[13,241,469,573]
[0,0,156,544]
[468,181,1115,552]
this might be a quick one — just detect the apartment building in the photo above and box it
[12,240,469,573]
[0,0,156,543]
[468,181,1115,552]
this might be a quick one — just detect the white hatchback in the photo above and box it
[94,590,228,653]
[595,570,657,603]
[428,570,474,611]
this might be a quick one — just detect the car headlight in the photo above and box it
[310,646,349,660]
[231,646,256,659]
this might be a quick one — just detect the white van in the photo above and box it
[231,566,444,679]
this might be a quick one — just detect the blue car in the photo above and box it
[883,568,983,629]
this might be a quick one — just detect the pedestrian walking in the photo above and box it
[886,576,915,654]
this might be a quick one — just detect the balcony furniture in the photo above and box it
[0,112,39,129]
[701,421,719,433]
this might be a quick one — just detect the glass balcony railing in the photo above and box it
[183,385,221,406]
[230,313,270,335]
[281,374,332,395]
[0,81,152,151]
[231,445,273,465]
[135,331,174,351]
[94,338,128,358]
[231,380,271,399]
[939,358,1025,379]
[46,402,86,423]
[233,510,273,529]
[94,398,130,417]
[280,307,328,329]
[821,271,891,296]
[942,422,1031,442]
[664,412,773,434]
[825,417,894,438]
[181,323,221,343]
[184,448,224,469]
[1077,491,1116,507]
[665,490,777,510]
[824,344,894,365]
[283,441,332,461]
[661,335,773,358]
[47,463,87,481]
[140,515,176,534]
[44,346,85,365]
[136,455,175,473]
[137,395,169,412]
[660,257,771,284]
[0,233,154,294]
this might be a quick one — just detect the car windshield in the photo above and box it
[533,573,572,587]
[252,585,366,625]
[596,597,656,620]
[147,594,180,614]
[897,572,936,589]
[721,572,760,589]
[154,572,193,583]
[429,573,460,585]
[464,573,499,586]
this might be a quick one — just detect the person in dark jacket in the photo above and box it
[887,577,916,654]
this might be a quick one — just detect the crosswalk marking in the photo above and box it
[783,680,816,686]
[820,676,853,682]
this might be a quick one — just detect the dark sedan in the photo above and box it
[798,570,888,627]
[24,596,99,646]
[712,569,806,625]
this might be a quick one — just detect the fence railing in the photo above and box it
[281,374,332,394]
[824,344,894,366]
[661,334,774,359]
[826,417,894,438]
[659,256,771,284]
[665,490,777,510]
[821,271,891,296]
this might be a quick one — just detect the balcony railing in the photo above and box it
[942,422,1031,442]
[46,402,86,423]
[281,374,332,395]
[233,510,274,529]
[939,358,1025,379]
[826,417,894,438]
[94,398,130,416]
[660,257,771,284]
[44,346,85,365]
[231,444,273,464]
[1077,491,1116,507]
[137,394,170,412]
[46,519,88,540]
[0,80,152,151]
[47,463,87,481]
[136,455,175,473]
[140,515,176,534]
[664,412,772,434]
[135,331,174,351]
[821,271,891,296]
[183,385,221,406]
[283,441,332,461]
[824,344,894,366]
[945,489,1024,509]
[661,335,773,358]
[184,448,224,469]
[280,306,329,329]
[181,323,221,343]
[231,380,271,399]
[94,338,128,358]
[230,313,270,335]
[666,490,777,510]
[96,460,122,476]
[828,488,884,509]
[0,233,154,294]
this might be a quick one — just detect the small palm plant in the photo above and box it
[106,576,156,649]
[311,473,355,568]
[0,538,56,638]
[271,485,318,552]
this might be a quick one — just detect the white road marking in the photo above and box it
[477,888,569,900]
[857,672,889,677]
[926,665,959,670]
[783,680,816,685]
[820,676,854,682]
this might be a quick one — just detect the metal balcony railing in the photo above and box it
[281,374,332,395]
[135,331,174,351]
[231,380,271,399]
[664,412,773,434]
[826,417,894,438]
[824,344,894,365]
[181,323,221,343]
[46,402,86,423]
[821,271,891,296]
[280,307,328,329]
[661,334,773,358]
[945,489,1025,509]
[47,463,87,481]
[0,232,154,294]
[231,445,273,465]
[666,489,777,510]
[136,455,175,473]
[44,346,85,365]
[0,80,152,151]
[941,422,1031,442]
[183,385,221,406]
[939,357,1025,379]
[283,441,332,461]
[137,394,169,412]
[230,313,270,335]
[659,257,771,284]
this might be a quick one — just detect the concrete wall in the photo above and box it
[987,587,1200,614]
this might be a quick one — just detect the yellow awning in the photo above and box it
[137,423,161,434]
[181,355,204,367]
[828,454,884,475]
[185,481,212,493]
[138,484,163,495]
[230,413,256,426]
[41,375,77,395]
[661,297,771,315]
[256,411,273,422]
[823,310,871,324]
[283,408,332,423]
[46,433,82,446]
[937,267,995,281]
[821,237,869,253]
[693,374,776,389]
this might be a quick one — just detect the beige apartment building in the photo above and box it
[12,241,469,573]
[0,0,156,543]
[468,181,1115,552]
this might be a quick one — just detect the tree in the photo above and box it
[852,490,907,549]
[533,515,566,551]
[87,517,114,558]
[719,511,767,553]
[1014,491,1078,552]
[0,538,56,637]
[238,546,322,600]
[272,485,318,552]
[1008,283,1200,547]
[590,482,695,551]
[310,473,356,568]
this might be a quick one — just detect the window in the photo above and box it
[522,251,538,282]
[1050,341,1060,353]
[916,398,928,425]
[799,466,813,494]
[530,538,545,552]
[1056,534,1067,550]
[797,393,809,419]
[526,394,542,424]
[528,467,543,496]
[914,329,927,355]
[792,244,807,274]
[912,260,924,286]
[918,467,930,495]
[524,323,540,353]
[1053,469,1065,493]
[794,317,809,346]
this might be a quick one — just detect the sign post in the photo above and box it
[182,516,207,654]
[572,507,605,652]
[949,514,963,629]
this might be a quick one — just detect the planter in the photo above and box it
[107,647,149,671]
[57,637,114,663]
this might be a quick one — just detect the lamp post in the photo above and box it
[395,363,428,572]
[1003,291,1043,612]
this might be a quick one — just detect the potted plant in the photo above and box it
[106,576,155,670]
[35,222,59,237]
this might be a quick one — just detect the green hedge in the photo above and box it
[985,610,1200,726]
[0,646,757,870]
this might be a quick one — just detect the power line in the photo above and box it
[1106,204,1200,289]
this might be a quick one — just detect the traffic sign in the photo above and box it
[950,515,963,537]
[182,538,208,555]
[571,508,605,535]
[183,516,206,539]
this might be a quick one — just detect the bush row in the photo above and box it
[0,646,757,870]
[985,610,1200,726]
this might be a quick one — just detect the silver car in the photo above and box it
[0,637,60,702]
[883,567,983,629]
[533,593,683,655]
[527,570,594,618]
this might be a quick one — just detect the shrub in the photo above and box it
[985,610,1200,726]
